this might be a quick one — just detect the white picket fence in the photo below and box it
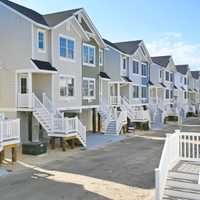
[155,130,200,200]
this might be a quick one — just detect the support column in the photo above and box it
[92,108,96,133]
[12,145,17,162]
[28,112,32,142]
[117,83,120,105]
[98,113,101,132]
[28,72,32,108]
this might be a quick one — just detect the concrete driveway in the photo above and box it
[0,136,164,200]
[0,117,199,200]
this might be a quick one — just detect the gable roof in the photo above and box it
[191,71,200,79]
[0,0,48,26]
[0,0,82,27]
[175,65,189,75]
[43,8,82,27]
[103,39,127,54]
[151,56,171,68]
[114,40,142,55]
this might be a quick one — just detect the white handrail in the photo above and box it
[155,132,180,200]
[155,130,200,200]
[43,93,63,118]
[116,111,127,134]
[0,119,20,144]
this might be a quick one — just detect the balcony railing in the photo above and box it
[0,119,20,149]
[155,130,200,200]
[110,96,121,105]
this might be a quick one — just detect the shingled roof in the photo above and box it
[151,56,171,68]
[103,39,127,54]
[175,65,189,75]
[0,0,82,27]
[114,40,142,55]
[191,71,200,79]
[43,8,82,27]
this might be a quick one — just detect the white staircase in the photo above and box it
[32,93,86,147]
[98,102,127,134]
[121,97,150,122]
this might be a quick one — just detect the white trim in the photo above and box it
[82,77,96,99]
[59,74,76,99]
[0,1,50,30]
[79,9,106,48]
[37,29,46,53]
[31,24,34,59]
[58,34,76,62]
[99,49,103,66]
[83,43,96,67]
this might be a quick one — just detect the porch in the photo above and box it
[16,71,53,110]
[155,131,200,200]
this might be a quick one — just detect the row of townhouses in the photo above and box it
[0,0,200,158]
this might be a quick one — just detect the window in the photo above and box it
[170,90,173,99]
[38,31,45,51]
[184,91,187,99]
[165,71,170,81]
[99,49,103,66]
[184,77,187,85]
[122,57,127,70]
[133,85,139,98]
[59,36,75,59]
[59,76,75,97]
[20,78,27,94]
[83,78,95,98]
[141,63,148,76]
[141,87,148,98]
[165,89,170,99]
[160,70,163,80]
[133,60,139,74]
[83,44,96,66]
[170,73,174,82]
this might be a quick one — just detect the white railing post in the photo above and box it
[155,168,161,200]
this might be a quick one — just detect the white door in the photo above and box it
[18,74,30,108]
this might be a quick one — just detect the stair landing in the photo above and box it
[163,161,200,200]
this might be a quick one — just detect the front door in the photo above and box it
[18,74,30,108]
[19,74,28,94]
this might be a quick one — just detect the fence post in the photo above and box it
[155,168,160,200]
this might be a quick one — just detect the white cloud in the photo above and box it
[147,33,200,70]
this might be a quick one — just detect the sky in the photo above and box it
[12,0,200,70]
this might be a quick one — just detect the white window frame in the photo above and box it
[37,29,46,53]
[132,85,140,99]
[132,59,139,74]
[141,63,148,77]
[59,75,75,99]
[83,77,96,100]
[59,34,76,62]
[141,86,148,99]
[165,71,170,82]
[83,43,96,67]
[165,89,170,99]
[99,49,103,66]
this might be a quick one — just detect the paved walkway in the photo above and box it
[86,133,127,150]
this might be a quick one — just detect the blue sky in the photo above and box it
[12,0,200,69]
